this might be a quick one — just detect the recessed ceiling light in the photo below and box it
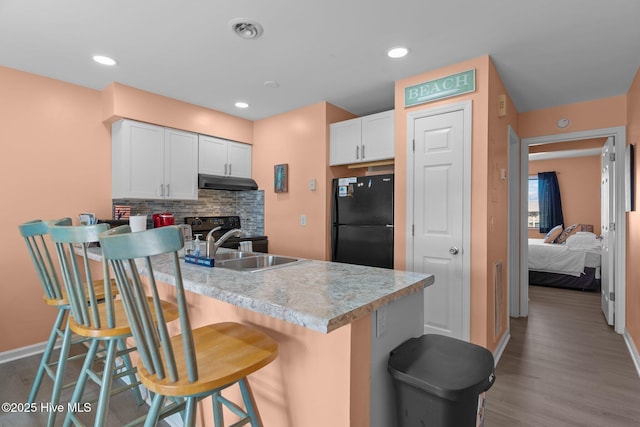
[229,18,264,40]
[264,80,280,89]
[92,55,117,66]
[235,101,249,109]
[387,47,409,59]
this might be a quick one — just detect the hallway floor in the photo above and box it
[485,285,640,426]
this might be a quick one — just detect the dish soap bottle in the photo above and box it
[193,234,202,257]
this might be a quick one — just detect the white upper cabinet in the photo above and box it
[112,119,198,200]
[330,110,394,166]
[199,135,252,178]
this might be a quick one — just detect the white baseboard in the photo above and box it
[623,329,640,379]
[493,330,510,366]
[0,341,50,365]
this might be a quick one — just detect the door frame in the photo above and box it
[518,126,626,333]
[406,100,472,341]
[508,126,523,317]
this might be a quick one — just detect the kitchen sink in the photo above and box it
[213,251,259,261]
[215,254,300,272]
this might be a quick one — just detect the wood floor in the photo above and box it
[0,344,170,427]
[485,285,640,427]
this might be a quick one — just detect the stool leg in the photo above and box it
[28,308,67,404]
[239,378,262,427]
[46,314,73,427]
[116,338,144,405]
[144,393,164,427]
[184,397,197,427]
[212,391,223,427]
[93,339,118,427]
[63,339,100,427]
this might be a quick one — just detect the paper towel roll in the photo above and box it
[129,215,147,233]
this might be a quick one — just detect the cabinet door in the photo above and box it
[361,110,394,162]
[112,120,164,199]
[164,128,198,200]
[227,141,252,178]
[198,135,228,176]
[330,117,361,166]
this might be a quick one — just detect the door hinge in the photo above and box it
[610,222,616,231]
[610,292,615,301]
[610,152,615,161]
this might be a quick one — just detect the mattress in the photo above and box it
[528,238,601,277]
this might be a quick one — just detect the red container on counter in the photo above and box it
[153,213,175,227]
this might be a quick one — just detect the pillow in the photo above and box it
[544,225,563,243]
[555,224,578,244]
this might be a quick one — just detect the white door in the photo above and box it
[411,108,467,339]
[601,137,615,325]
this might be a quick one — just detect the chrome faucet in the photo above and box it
[206,228,243,258]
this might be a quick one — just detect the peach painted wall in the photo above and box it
[518,95,626,138]
[0,66,112,352]
[102,82,253,143]
[252,102,355,260]
[486,58,517,350]
[528,155,601,239]
[626,67,640,353]
[394,56,516,350]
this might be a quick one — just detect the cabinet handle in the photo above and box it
[229,163,232,176]
[160,184,164,197]
[224,163,228,176]
[356,146,360,160]
[166,183,170,197]
[362,145,365,159]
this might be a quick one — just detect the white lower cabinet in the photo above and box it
[112,119,198,200]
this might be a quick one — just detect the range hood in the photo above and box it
[198,174,258,191]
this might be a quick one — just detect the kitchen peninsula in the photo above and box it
[85,248,433,427]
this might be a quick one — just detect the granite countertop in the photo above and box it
[85,247,433,334]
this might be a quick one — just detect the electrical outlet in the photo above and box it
[300,214,307,226]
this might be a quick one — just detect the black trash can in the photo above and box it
[388,334,495,427]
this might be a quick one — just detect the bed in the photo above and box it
[528,233,602,291]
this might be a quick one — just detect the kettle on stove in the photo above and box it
[153,213,175,228]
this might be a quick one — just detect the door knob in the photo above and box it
[449,247,459,255]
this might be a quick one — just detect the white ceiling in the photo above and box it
[2,0,639,121]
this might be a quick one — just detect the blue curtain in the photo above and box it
[538,171,564,233]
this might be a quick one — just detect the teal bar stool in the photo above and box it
[99,225,278,427]
[48,220,179,427]
[18,219,117,427]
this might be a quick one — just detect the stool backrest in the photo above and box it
[99,225,196,384]
[48,221,114,329]
[19,219,70,303]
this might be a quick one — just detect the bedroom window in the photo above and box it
[528,176,540,228]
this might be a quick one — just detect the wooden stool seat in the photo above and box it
[138,322,277,397]
[69,297,179,338]
[43,278,117,307]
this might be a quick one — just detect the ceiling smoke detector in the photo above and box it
[229,18,264,40]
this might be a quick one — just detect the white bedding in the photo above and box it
[528,237,601,277]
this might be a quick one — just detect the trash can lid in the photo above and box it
[388,335,495,401]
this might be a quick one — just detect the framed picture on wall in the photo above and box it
[274,163,288,193]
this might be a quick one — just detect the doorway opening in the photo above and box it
[510,126,626,334]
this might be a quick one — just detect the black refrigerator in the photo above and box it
[331,174,394,268]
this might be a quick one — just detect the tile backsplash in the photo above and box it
[113,189,264,235]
